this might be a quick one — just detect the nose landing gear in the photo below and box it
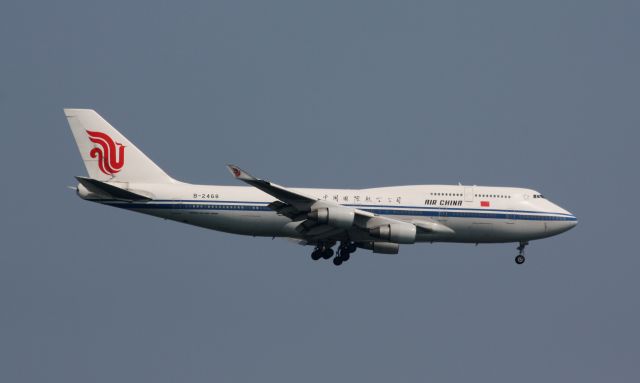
[515,241,528,265]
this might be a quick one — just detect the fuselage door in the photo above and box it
[464,187,474,202]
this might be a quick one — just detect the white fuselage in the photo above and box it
[81,182,577,244]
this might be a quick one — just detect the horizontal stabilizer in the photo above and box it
[75,176,152,202]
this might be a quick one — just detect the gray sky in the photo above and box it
[1,1,639,382]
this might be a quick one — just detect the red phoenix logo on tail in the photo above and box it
[86,130,125,175]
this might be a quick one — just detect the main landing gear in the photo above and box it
[332,242,357,266]
[311,245,334,261]
[515,241,528,265]
[311,242,356,266]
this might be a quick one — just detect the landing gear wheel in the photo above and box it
[515,241,528,265]
[337,242,354,263]
[322,248,334,260]
[333,257,343,266]
[311,250,322,261]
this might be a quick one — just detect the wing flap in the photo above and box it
[412,220,455,235]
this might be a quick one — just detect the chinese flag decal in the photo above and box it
[480,201,490,207]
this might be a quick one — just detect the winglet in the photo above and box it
[226,164,257,181]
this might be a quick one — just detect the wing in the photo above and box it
[225,165,317,212]
[226,165,453,243]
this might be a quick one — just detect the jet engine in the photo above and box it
[308,207,355,229]
[369,223,416,244]
[358,241,400,254]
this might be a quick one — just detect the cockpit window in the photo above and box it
[533,194,545,199]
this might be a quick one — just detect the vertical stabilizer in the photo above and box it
[65,109,174,183]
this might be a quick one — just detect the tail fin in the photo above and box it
[65,109,174,183]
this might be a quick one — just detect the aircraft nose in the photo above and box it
[558,205,577,230]
[565,213,578,231]
[547,215,577,236]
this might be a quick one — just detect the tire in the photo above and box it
[333,257,343,266]
[515,255,525,264]
[311,250,321,261]
[322,248,334,260]
[342,253,350,262]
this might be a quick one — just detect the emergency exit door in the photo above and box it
[464,187,474,202]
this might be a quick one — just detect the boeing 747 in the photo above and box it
[66,109,577,266]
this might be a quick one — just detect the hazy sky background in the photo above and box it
[1,1,639,382]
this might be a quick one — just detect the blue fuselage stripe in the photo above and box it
[100,200,577,222]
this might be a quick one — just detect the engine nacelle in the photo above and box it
[308,207,355,229]
[358,241,400,254]
[369,223,416,244]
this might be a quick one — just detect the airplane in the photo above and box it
[65,109,578,266]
